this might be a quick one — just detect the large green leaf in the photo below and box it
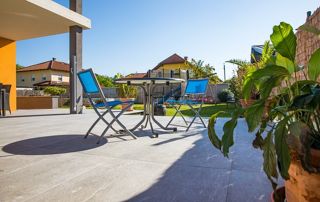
[208,112,224,150]
[243,65,290,100]
[221,119,237,157]
[310,86,320,107]
[258,76,280,99]
[270,22,297,62]
[290,80,318,93]
[263,131,278,180]
[249,65,290,81]
[221,109,242,157]
[245,99,266,132]
[308,48,320,81]
[242,74,255,99]
[292,93,314,108]
[276,53,295,74]
[274,118,291,179]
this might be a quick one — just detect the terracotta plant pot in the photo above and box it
[285,148,320,202]
[120,98,134,111]
[270,186,286,202]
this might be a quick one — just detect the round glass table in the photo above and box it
[115,77,185,137]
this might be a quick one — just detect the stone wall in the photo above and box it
[296,8,320,80]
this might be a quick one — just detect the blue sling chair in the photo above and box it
[165,78,209,131]
[78,69,137,143]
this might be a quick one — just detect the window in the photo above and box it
[31,74,35,81]
[173,69,180,77]
[58,75,63,81]
[163,70,171,78]
[42,74,46,81]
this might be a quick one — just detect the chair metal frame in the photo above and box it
[0,84,11,116]
[78,69,137,143]
[165,78,209,131]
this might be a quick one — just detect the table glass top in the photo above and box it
[115,77,185,85]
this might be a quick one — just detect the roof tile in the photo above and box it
[153,53,187,70]
[17,59,70,72]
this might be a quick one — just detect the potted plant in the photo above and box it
[208,22,320,202]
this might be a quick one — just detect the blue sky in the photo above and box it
[17,0,319,80]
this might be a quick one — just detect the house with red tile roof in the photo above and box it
[153,53,189,70]
[17,58,71,88]
[150,53,190,78]
[124,53,191,79]
[124,72,147,79]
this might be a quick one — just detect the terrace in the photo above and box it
[0,109,271,201]
[1,1,319,201]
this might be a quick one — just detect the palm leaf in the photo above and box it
[226,59,250,68]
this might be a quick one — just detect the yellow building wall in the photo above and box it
[0,37,16,111]
[157,62,190,70]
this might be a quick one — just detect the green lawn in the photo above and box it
[112,104,144,110]
[165,103,235,117]
[121,103,235,117]
[82,103,236,117]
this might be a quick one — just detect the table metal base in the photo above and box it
[128,83,177,137]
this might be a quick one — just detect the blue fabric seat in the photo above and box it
[94,100,134,108]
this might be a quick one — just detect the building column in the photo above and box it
[69,0,83,114]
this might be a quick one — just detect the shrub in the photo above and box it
[217,89,234,102]
[95,74,115,87]
[118,84,137,98]
[229,76,242,101]
[44,86,66,96]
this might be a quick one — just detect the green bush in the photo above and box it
[229,76,242,101]
[217,89,234,102]
[44,86,66,96]
[96,74,115,87]
[118,84,137,98]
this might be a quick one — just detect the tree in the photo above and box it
[16,64,24,70]
[95,74,115,87]
[188,59,221,84]
[44,86,67,107]
[227,41,275,100]
[44,86,66,96]
[114,73,137,98]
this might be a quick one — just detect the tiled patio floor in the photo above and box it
[0,109,272,202]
